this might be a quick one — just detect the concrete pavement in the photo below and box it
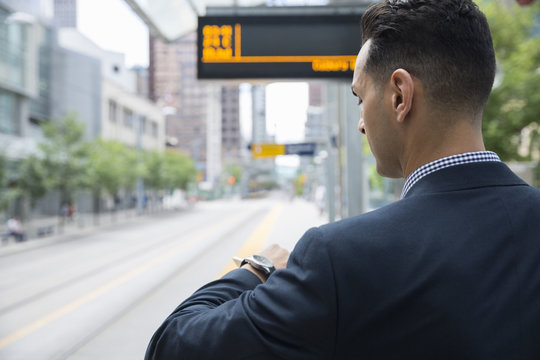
[0,207,191,258]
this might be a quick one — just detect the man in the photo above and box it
[146,1,540,358]
[6,217,25,242]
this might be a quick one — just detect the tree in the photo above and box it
[162,150,197,191]
[142,149,197,192]
[142,150,166,191]
[38,113,90,205]
[480,0,540,161]
[86,139,138,221]
[0,152,13,212]
[87,139,138,209]
[15,155,48,207]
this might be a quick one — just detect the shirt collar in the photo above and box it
[401,151,501,199]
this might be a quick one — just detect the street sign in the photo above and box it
[285,142,317,156]
[197,14,363,79]
[250,143,286,158]
[249,143,317,158]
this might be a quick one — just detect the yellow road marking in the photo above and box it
[0,212,247,348]
[218,202,285,278]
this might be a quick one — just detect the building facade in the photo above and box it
[57,28,165,150]
[221,85,241,160]
[0,1,49,159]
[150,33,208,174]
[53,0,75,28]
[149,32,242,183]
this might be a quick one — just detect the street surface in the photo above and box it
[0,195,326,359]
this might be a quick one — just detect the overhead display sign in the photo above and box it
[197,14,362,79]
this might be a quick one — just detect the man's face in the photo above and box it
[351,40,403,178]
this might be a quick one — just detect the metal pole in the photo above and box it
[136,114,145,215]
[324,82,338,222]
[340,82,367,216]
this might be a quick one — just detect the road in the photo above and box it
[0,195,326,360]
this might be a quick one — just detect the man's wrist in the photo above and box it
[241,263,268,283]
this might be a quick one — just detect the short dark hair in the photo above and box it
[361,0,496,116]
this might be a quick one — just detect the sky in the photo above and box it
[78,0,149,67]
[76,0,309,161]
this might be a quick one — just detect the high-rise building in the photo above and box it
[0,0,48,156]
[221,85,241,160]
[305,82,326,141]
[150,32,209,176]
[149,32,242,182]
[53,0,76,28]
[251,85,268,143]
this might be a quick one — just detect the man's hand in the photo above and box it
[242,244,290,282]
[259,244,290,270]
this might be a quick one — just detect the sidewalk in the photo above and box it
[0,207,189,257]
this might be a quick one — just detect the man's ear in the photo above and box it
[391,69,414,123]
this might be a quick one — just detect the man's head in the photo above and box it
[352,0,496,178]
[360,0,495,116]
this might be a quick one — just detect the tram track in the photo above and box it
[53,206,270,360]
[0,204,267,316]
[0,199,281,358]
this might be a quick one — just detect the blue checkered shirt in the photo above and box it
[401,151,501,198]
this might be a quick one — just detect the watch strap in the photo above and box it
[239,255,275,276]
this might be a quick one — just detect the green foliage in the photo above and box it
[0,153,12,211]
[480,0,540,161]
[142,149,197,191]
[163,150,197,190]
[1,113,198,212]
[38,113,90,202]
[141,150,165,191]
[87,139,138,196]
[15,155,48,206]
[2,152,48,210]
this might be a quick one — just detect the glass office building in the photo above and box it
[1,1,51,146]
[0,5,27,136]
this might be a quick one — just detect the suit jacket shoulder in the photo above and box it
[308,161,540,359]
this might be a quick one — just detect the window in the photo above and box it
[108,100,117,122]
[0,90,20,135]
[123,108,133,128]
[140,116,147,134]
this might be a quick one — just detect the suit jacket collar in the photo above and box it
[403,161,528,199]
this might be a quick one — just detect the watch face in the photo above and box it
[253,254,273,267]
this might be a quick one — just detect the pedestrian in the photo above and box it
[60,202,69,222]
[6,216,25,242]
[145,1,540,359]
[67,203,75,221]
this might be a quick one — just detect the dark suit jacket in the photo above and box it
[145,162,540,359]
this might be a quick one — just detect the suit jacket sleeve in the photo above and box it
[145,227,337,360]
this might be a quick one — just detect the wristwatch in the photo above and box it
[236,254,276,278]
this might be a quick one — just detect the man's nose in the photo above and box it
[358,117,366,134]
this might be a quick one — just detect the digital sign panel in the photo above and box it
[197,14,363,79]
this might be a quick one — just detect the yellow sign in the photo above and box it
[201,24,356,72]
[251,143,286,158]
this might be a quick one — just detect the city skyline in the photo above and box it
[77,0,309,148]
